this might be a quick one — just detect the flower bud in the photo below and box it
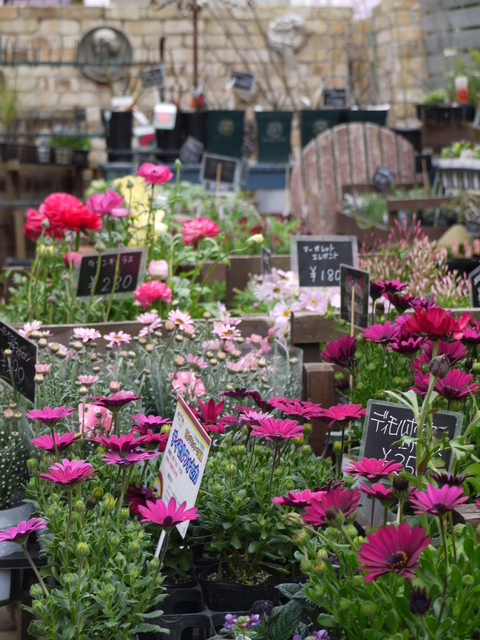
[303,423,313,436]
[361,602,377,617]
[300,558,313,574]
[27,458,38,471]
[149,557,160,570]
[409,587,431,615]
[128,541,140,555]
[75,500,85,513]
[333,441,343,455]
[94,240,106,253]
[115,553,125,565]
[339,598,350,612]
[283,512,304,528]
[392,476,409,500]
[311,560,325,576]
[246,233,264,246]
[93,487,104,499]
[28,477,38,490]
[32,600,44,614]
[71,511,80,523]
[78,386,89,397]
[76,542,90,558]
[429,355,450,379]
[292,529,309,545]
[103,494,116,513]
[120,507,129,520]
[85,496,97,512]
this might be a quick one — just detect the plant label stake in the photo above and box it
[154,395,211,555]
[75,248,147,298]
[201,154,241,194]
[0,321,37,404]
[468,264,480,307]
[291,235,358,289]
[373,165,396,193]
[340,265,370,329]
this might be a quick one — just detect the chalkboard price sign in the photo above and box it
[324,88,347,107]
[0,321,37,403]
[373,165,396,192]
[141,65,166,89]
[179,136,204,165]
[261,246,272,276]
[468,264,480,307]
[231,70,256,97]
[291,235,358,288]
[360,400,463,473]
[201,154,241,193]
[76,248,147,298]
[340,264,370,329]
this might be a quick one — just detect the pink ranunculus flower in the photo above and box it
[86,189,125,215]
[78,403,113,436]
[148,259,169,280]
[137,163,174,185]
[134,281,172,310]
[64,251,83,269]
[181,217,220,246]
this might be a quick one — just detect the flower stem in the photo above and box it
[436,515,449,625]
[84,251,103,324]
[65,489,73,568]
[104,252,121,323]
[20,542,49,597]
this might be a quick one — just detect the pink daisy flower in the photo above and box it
[26,405,74,426]
[138,497,198,528]
[409,484,468,516]
[35,363,52,374]
[302,487,361,527]
[73,327,102,343]
[168,310,194,332]
[103,331,132,346]
[137,311,159,325]
[0,518,47,544]
[31,432,81,452]
[250,418,304,441]
[39,459,97,486]
[344,458,403,481]
[19,321,42,338]
[77,375,99,387]
[102,450,160,466]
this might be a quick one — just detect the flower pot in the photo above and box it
[346,108,389,127]
[198,566,279,611]
[390,126,422,153]
[207,110,245,159]
[0,570,11,602]
[156,112,186,163]
[255,111,293,163]
[415,103,475,125]
[300,109,346,148]
[102,109,133,162]
[161,576,204,615]
[184,112,208,147]
[53,147,74,165]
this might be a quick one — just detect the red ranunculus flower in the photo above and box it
[42,193,103,234]
[137,163,174,185]
[404,307,470,342]
[24,208,51,241]
[133,281,172,310]
[181,217,220,246]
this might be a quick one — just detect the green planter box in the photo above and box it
[300,109,346,147]
[346,108,389,126]
[207,110,245,158]
[255,111,293,163]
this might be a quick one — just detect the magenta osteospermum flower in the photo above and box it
[383,292,418,313]
[0,518,47,544]
[434,369,479,400]
[90,391,140,411]
[192,399,225,434]
[268,397,322,420]
[317,404,367,429]
[360,483,395,505]
[250,418,304,441]
[102,450,160,466]
[127,484,157,517]
[381,280,409,295]
[272,488,325,509]
[138,497,199,528]
[88,433,147,451]
[25,405,74,426]
[363,321,399,345]
[320,335,357,370]
[461,327,480,346]
[302,487,361,527]
[39,459,97,485]
[411,371,430,396]
[357,523,430,582]
[409,484,468,516]
[422,340,468,366]
[31,432,81,452]
[389,336,425,356]
[344,457,403,481]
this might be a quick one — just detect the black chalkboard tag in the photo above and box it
[340,264,370,329]
[75,248,147,298]
[141,65,166,89]
[0,321,37,403]
[323,88,347,107]
[360,400,463,473]
[231,71,257,98]
[261,246,272,276]
[200,154,241,194]
[291,235,358,288]
[468,264,480,307]
[373,165,396,192]
[179,136,204,165]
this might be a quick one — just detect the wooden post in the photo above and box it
[302,362,335,455]
[225,254,291,307]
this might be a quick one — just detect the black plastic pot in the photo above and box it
[415,103,475,125]
[156,112,185,163]
[446,257,480,277]
[184,112,208,147]
[198,566,279,611]
[300,109,346,147]
[255,111,293,163]
[390,126,422,153]
[346,108,389,126]
[102,110,133,162]
[207,110,245,159]
[161,577,204,615]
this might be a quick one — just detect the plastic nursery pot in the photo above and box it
[300,109,346,148]
[161,576,204,615]
[207,110,245,159]
[184,111,208,146]
[346,108,389,126]
[255,111,293,163]
[102,109,133,162]
[198,566,279,611]
[156,111,185,163]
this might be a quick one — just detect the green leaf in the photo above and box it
[269,601,304,640]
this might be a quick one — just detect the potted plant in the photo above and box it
[50,133,92,167]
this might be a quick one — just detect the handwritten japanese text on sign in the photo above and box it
[292,235,357,288]
[76,248,147,298]
[0,321,37,403]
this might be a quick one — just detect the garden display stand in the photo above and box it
[290,122,416,236]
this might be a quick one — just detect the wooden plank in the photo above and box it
[316,130,337,234]
[386,195,455,212]
[302,363,335,455]
[396,135,416,182]
[13,208,27,259]
[332,124,352,202]
[290,163,305,221]
[348,123,368,184]
[421,123,477,150]
[364,124,383,181]
[421,7,480,33]
[291,311,344,345]
[302,140,321,235]
[342,183,416,196]
[453,503,480,527]
[380,128,399,175]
